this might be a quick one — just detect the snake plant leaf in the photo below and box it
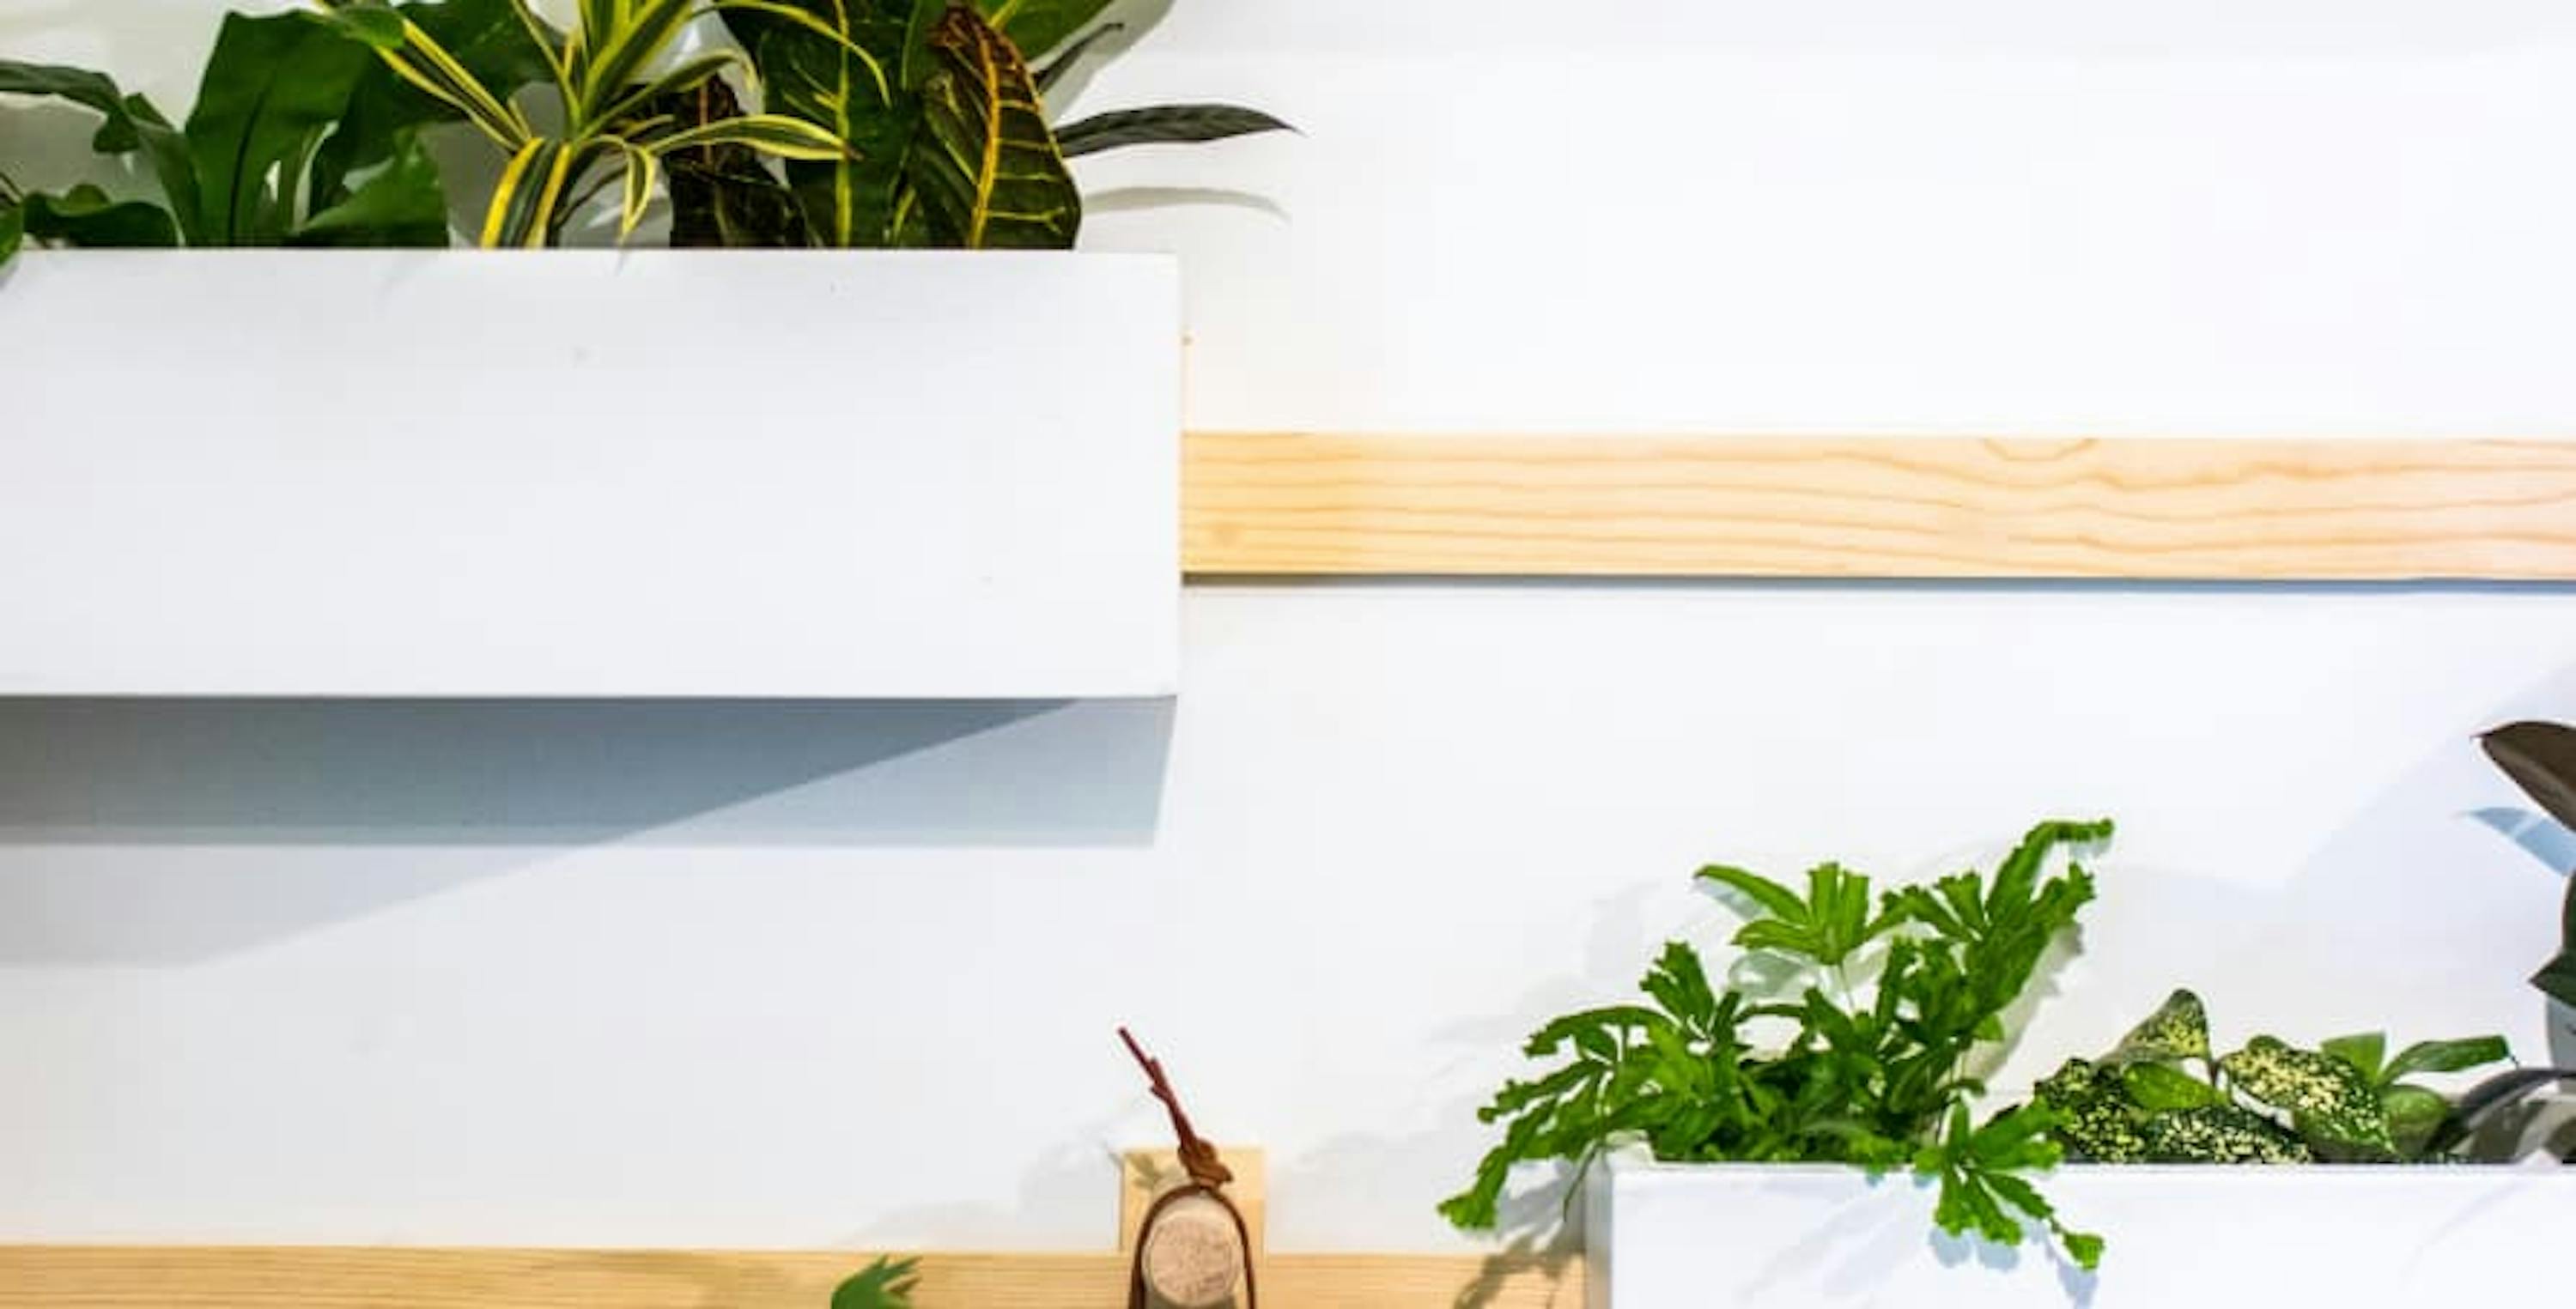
[17,184,182,247]
[2219,1037,2396,1160]
[0,61,204,244]
[2139,1104,2313,1164]
[2320,1032,2387,1083]
[1054,103,1292,158]
[830,1256,919,1309]
[289,133,451,245]
[310,0,553,212]
[2380,1085,2451,1160]
[2483,722,2576,838]
[185,11,378,244]
[975,0,1114,60]
[2382,1035,2511,1085]
[2120,1061,2220,1113]
[913,3,1078,248]
[2105,989,2212,1067]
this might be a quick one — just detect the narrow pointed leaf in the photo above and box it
[1054,103,1291,158]
[649,114,855,162]
[912,4,1078,248]
[647,79,811,248]
[2427,1066,2576,1154]
[2535,948,2576,1009]
[590,51,742,135]
[312,0,553,210]
[2382,1035,2511,1084]
[2482,722,2576,837]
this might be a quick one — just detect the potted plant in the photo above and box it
[0,0,1277,699]
[2481,721,2576,1065]
[1448,821,2576,1309]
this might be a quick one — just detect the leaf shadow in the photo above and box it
[1084,185,1287,221]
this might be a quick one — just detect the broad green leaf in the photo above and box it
[2382,1035,2510,1084]
[912,3,1078,248]
[17,184,182,246]
[2320,1032,2387,1083]
[1054,103,1292,158]
[2533,948,2576,1009]
[185,11,377,244]
[830,1256,918,1309]
[0,61,204,243]
[1697,864,1808,924]
[2483,722,2576,835]
[901,0,945,90]
[976,0,1113,61]
[2380,1085,2451,1160]
[289,134,450,245]
[2138,1105,2312,1164]
[2219,1037,2395,1159]
[721,1,916,246]
[2105,990,2211,1067]
[2120,1061,2218,1112]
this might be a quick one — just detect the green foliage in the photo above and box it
[2032,991,2510,1165]
[2480,721,2576,1009]
[829,1256,917,1309]
[1442,819,2114,1272]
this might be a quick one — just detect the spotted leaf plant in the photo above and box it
[1443,819,2117,1272]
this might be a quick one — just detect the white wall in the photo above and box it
[6,0,2576,1256]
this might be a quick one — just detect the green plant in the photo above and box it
[689,0,1291,248]
[1442,819,2115,1271]
[2032,990,2513,1163]
[308,0,856,247]
[0,0,538,265]
[2480,721,2576,1009]
[830,1256,917,1308]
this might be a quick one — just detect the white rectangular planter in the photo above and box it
[0,250,1179,699]
[1589,1148,2576,1308]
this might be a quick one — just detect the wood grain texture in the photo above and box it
[0,1247,1583,1309]
[1181,433,2576,579]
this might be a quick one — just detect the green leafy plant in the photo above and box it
[1442,819,2116,1271]
[2032,989,2513,1163]
[830,1256,917,1308]
[692,0,1291,249]
[2481,721,2576,1010]
[0,0,538,264]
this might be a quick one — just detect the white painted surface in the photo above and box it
[1588,1148,2576,1309]
[0,251,1180,698]
[3,0,2576,1261]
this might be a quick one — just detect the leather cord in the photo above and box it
[1121,1028,1256,1309]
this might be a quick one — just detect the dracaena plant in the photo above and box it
[308,0,857,246]
[673,0,1291,249]
[2481,721,2576,1010]
[1443,819,2116,1272]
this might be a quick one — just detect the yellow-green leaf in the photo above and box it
[911,3,1077,249]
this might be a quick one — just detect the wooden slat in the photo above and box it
[1182,433,2576,579]
[0,1247,1583,1309]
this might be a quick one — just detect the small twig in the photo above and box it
[1120,1027,1233,1188]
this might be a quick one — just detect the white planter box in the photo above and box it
[0,250,1178,699]
[1588,1147,2576,1308]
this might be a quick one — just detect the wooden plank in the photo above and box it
[0,1247,1583,1309]
[1181,433,2576,579]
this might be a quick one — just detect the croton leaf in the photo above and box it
[18,184,181,247]
[913,3,1078,248]
[1054,103,1292,158]
[2139,1104,2312,1164]
[0,60,203,243]
[185,10,378,244]
[647,80,811,249]
[725,0,921,247]
[2483,722,2576,837]
[2219,1037,2396,1160]
[975,0,1115,61]
[2105,990,2212,1067]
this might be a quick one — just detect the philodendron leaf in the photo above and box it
[2121,1062,2219,1112]
[2380,1085,2451,1160]
[18,185,180,246]
[975,0,1115,60]
[185,10,378,244]
[0,60,203,243]
[2321,1033,2387,1083]
[2139,1105,2312,1164]
[2383,1035,2511,1084]
[913,3,1079,248]
[288,135,448,246]
[309,0,551,213]
[1054,103,1292,158]
[2106,990,2212,1067]
[2483,722,2576,836]
[2219,1037,2396,1160]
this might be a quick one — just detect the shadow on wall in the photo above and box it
[0,697,1176,963]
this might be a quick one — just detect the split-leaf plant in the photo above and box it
[2032,990,2517,1163]
[688,0,1291,248]
[0,0,544,263]
[1443,819,2116,1271]
[308,0,855,247]
[2481,721,2576,1010]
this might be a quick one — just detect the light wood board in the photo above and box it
[0,1247,1582,1308]
[1181,433,2576,579]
